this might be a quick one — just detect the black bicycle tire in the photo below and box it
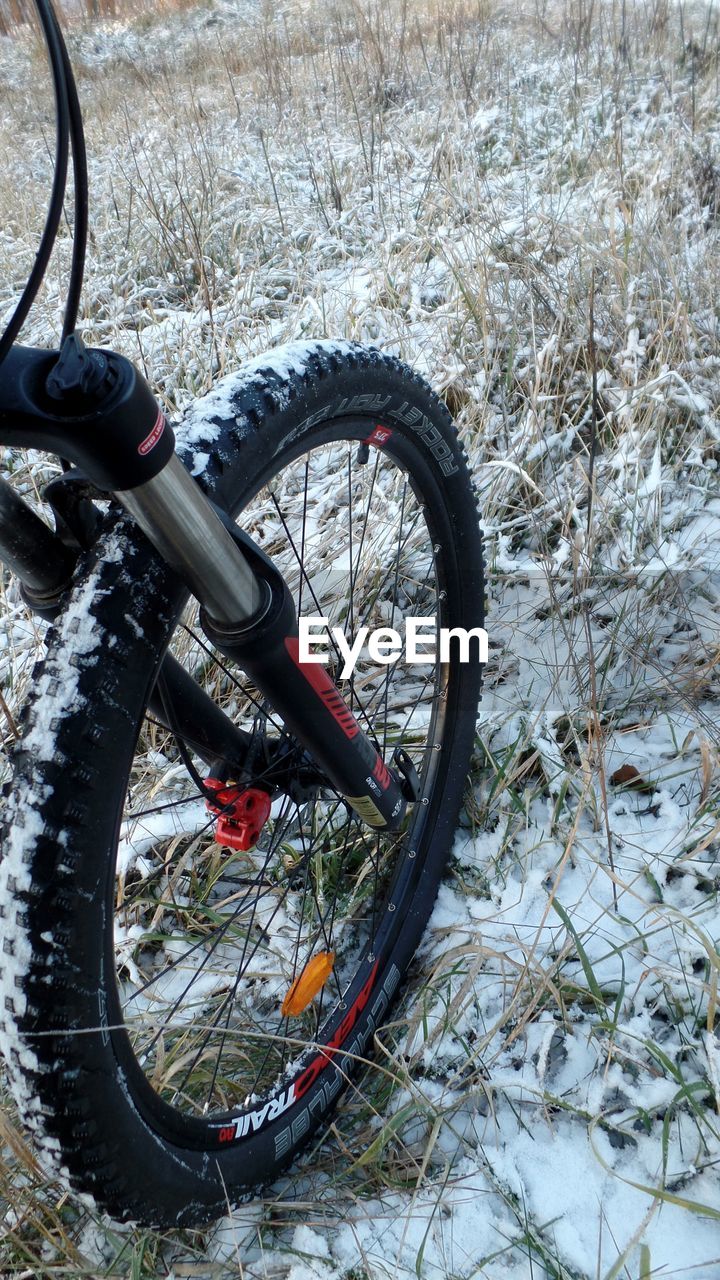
[0,341,483,1227]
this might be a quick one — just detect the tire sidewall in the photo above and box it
[4,346,483,1226]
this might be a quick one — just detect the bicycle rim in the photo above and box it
[110,423,455,1126]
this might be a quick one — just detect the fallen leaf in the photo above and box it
[610,763,653,792]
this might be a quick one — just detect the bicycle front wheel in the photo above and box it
[0,341,483,1226]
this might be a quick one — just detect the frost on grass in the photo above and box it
[0,0,720,1275]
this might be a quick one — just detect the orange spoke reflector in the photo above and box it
[281,951,336,1018]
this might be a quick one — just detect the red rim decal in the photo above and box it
[212,960,381,1142]
[295,960,380,1098]
[364,424,393,448]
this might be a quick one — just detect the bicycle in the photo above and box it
[0,0,484,1228]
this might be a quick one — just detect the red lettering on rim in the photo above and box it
[295,961,379,1098]
[138,409,166,456]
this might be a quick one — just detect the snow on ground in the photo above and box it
[1,0,720,1276]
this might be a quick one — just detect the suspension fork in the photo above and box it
[119,455,407,832]
[0,339,407,830]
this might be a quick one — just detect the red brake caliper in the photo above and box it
[205,778,272,851]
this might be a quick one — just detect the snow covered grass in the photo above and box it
[1,0,720,1275]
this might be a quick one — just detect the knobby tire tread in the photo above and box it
[0,342,483,1226]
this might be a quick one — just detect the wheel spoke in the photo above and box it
[115,427,450,1116]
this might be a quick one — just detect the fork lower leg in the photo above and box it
[116,453,406,830]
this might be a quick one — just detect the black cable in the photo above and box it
[156,667,215,801]
[50,7,88,343]
[0,0,70,369]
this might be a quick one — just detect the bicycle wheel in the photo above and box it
[0,341,483,1227]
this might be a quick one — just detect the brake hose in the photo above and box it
[0,0,88,368]
[51,6,89,343]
